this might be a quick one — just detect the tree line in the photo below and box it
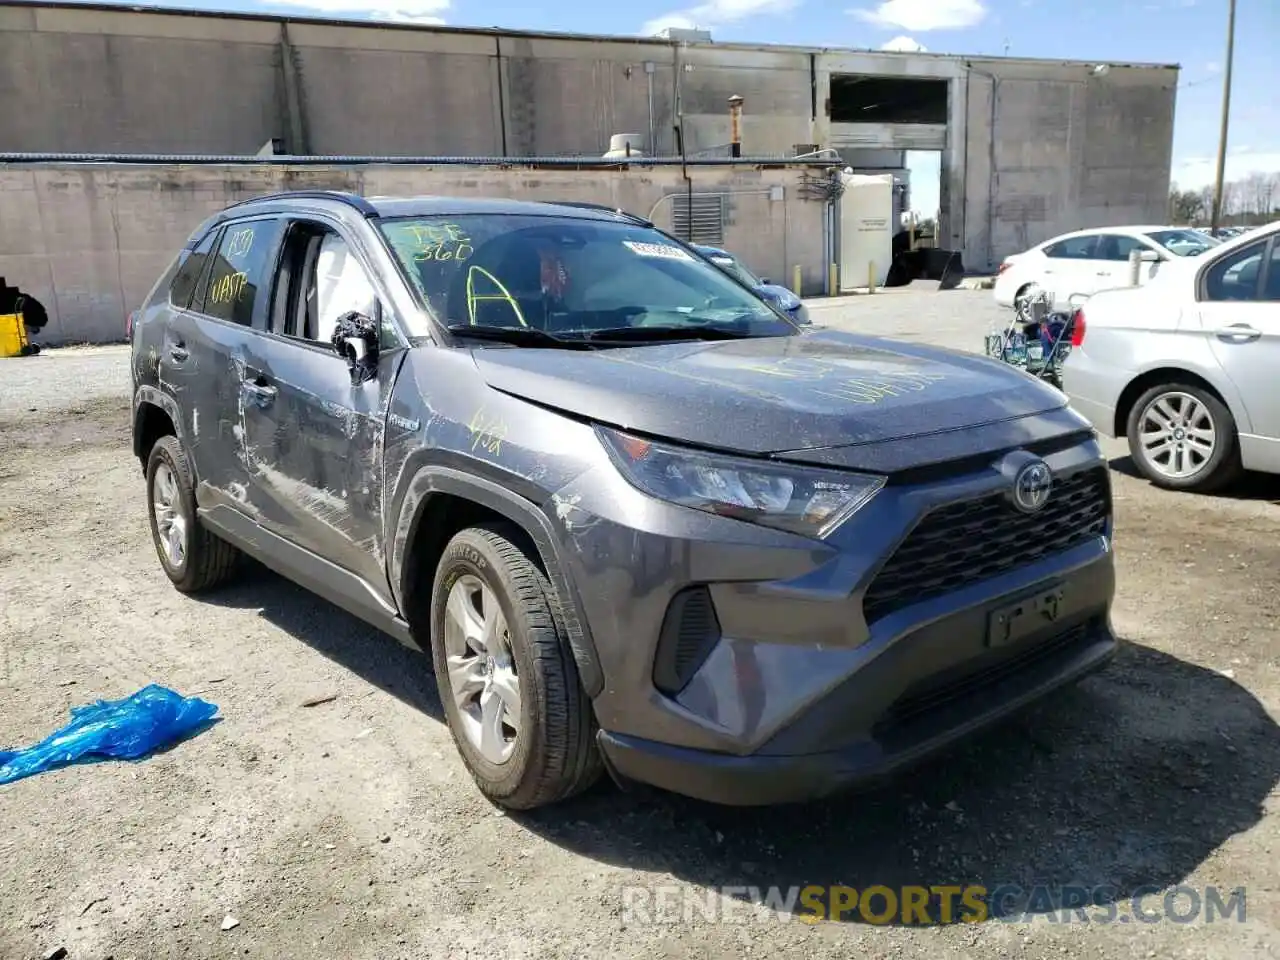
[1169,171,1280,226]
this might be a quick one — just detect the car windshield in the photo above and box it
[1146,229,1220,257]
[706,251,764,288]
[376,214,794,340]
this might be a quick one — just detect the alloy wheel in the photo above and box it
[442,574,521,764]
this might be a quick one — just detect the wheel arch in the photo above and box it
[132,387,185,470]
[391,465,604,698]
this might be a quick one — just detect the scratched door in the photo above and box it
[238,225,403,594]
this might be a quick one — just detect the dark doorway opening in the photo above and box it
[830,75,949,125]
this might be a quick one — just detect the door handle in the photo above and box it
[242,380,277,403]
[167,345,189,361]
[1215,324,1261,343]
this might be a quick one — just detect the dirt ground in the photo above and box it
[2,325,1279,959]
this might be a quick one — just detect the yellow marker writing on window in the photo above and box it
[465,266,526,327]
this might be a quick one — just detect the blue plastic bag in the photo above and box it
[0,684,218,785]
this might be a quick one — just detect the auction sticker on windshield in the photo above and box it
[623,241,695,261]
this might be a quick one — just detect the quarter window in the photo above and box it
[197,218,283,326]
[168,231,217,310]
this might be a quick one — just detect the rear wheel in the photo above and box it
[429,522,602,809]
[146,435,240,592]
[1125,383,1243,492]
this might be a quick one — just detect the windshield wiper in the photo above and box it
[572,324,756,343]
[445,323,594,349]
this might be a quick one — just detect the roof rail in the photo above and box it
[549,200,652,225]
[220,189,379,218]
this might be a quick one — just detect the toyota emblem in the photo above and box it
[1012,460,1053,513]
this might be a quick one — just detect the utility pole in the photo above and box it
[1210,0,1237,233]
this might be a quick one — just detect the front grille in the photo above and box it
[862,466,1110,624]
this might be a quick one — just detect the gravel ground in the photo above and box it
[1,288,1278,960]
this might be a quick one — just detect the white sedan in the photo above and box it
[993,225,1220,310]
[1059,221,1280,492]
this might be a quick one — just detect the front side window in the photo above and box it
[1044,235,1099,259]
[376,214,790,339]
[1095,234,1148,262]
[197,217,284,326]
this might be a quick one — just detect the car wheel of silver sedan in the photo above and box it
[429,522,603,809]
[1126,382,1243,493]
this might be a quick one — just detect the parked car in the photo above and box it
[130,190,1117,810]
[1060,220,1280,492]
[994,225,1222,310]
[692,243,811,324]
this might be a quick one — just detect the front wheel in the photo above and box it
[1125,383,1243,492]
[429,522,602,809]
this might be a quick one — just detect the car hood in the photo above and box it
[471,330,1069,454]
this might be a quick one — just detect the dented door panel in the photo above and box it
[238,331,405,600]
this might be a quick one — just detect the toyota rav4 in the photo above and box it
[130,190,1117,810]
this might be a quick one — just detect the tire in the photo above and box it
[429,522,603,810]
[1125,382,1244,493]
[145,435,240,592]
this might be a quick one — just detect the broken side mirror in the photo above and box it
[332,309,380,385]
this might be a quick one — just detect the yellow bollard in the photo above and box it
[792,264,802,297]
[828,262,838,296]
[867,261,877,294]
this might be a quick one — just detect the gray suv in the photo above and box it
[130,190,1117,810]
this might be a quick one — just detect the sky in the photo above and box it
[78,0,1279,216]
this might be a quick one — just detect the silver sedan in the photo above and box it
[1060,222,1280,492]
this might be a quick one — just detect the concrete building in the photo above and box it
[0,1,1180,341]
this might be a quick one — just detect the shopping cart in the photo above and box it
[984,289,1084,387]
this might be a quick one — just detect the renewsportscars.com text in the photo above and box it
[620,884,1247,926]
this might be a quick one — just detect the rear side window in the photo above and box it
[1044,235,1099,259]
[195,218,284,326]
[168,231,217,310]
[1203,240,1267,301]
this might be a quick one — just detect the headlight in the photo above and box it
[597,427,885,538]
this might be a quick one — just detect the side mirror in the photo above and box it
[1138,250,1161,263]
[332,310,380,385]
[759,277,772,285]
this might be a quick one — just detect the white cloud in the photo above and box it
[641,0,797,36]
[1173,151,1280,189]
[269,0,448,23]
[880,35,928,51]
[851,0,987,31]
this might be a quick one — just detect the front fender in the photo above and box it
[387,464,604,699]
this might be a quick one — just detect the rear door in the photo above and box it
[238,215,403,590]
[1200,235,1280,441]
[163,216,284,511]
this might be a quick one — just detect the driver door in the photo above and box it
[238,216,402,589]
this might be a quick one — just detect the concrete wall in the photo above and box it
[960,59,1176,267]
[0,3,1178,274]
[0,162,829,344]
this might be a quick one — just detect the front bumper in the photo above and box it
[549,429,1116,804]
[599,615,1115,805]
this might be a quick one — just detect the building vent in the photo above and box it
[670,193,726,245]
